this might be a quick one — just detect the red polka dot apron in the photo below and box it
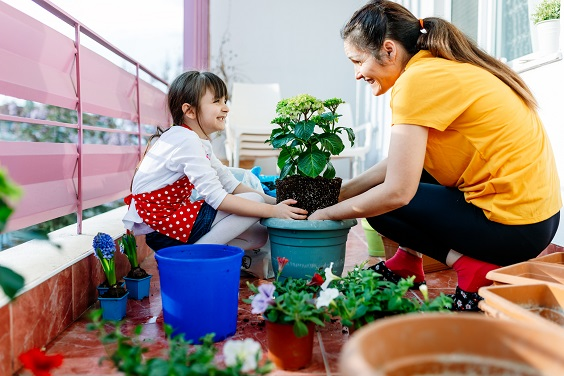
[124,176,203,243]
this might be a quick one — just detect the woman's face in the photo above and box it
[344,40,405,96]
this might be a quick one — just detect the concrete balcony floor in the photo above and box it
[27,222,460,375]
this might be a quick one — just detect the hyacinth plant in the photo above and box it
[119,230,149,279]
[246,257,331,337]
[93,232,127,298]
[266,94,355,179]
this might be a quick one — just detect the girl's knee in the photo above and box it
[238,192,265,203]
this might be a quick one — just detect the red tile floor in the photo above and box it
[30,221,458,376]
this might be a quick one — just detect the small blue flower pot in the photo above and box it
[98,291,129,321]
[97,281,125,297]
[124,275,152,300]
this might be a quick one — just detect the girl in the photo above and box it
[123,71,307,252]
[309,1,561,311]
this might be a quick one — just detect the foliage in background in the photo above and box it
[87,309,274,375]
[531,0,561,24]
[245,257,331,337]
[324,263,453,330]
[267,94,355,179]
[0,168,24,299]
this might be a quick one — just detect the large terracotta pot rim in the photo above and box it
[340,312,564,375]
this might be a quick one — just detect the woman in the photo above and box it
[308,0,561,311]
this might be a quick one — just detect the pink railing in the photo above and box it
[0,0,170,233]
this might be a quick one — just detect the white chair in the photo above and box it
[333,102,374,178]
[225,82,282,168]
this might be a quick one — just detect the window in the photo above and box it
[450,0,533,62]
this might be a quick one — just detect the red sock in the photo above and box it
[385,248,425,283]
[453,255,500,292]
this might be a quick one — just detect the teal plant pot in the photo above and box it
[98,291,129,321]
[97,281,125,297]
[261,218,357,279]
[124,275,152,300]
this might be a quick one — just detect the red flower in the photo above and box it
[18,348,63,376]
[307,273,324,286]
[277,257,289,273]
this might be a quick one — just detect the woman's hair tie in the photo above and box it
[419,19,427,34]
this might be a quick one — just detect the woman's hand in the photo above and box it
[307,208,329,220]
[271,199,308,219]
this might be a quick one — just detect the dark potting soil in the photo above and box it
[276,175,342,216]
[127,266,150,279]
[100,285,127,298]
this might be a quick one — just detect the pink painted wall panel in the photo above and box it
[0,1,77,109]
[0,141,78,231]
[80,144,138,209]
[76,47,138,121]
[139,79,170,127]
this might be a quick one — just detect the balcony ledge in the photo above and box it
[0,206,128,307]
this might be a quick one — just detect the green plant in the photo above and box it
[266,94,355,179]
[531,0,561,24]
[119,230,139,269]
[323,262,453,330]
[245,257,331,337]
[87,309,273,375]
[0,168,24,299]
[119,230,150,280]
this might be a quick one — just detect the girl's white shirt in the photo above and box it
[122,126,240,233]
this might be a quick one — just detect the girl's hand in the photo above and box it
[272,199,308,219]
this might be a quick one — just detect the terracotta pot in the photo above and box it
[266,320,315,370]
[340,312,564,375]
[479,283,564,330]
[486,261,564,286]
[531,251,564,266]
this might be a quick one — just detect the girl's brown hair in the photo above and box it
[341,0,537,110]
[130,71,228,190]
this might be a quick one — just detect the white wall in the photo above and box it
[520,60,564,246]
[209,0,365,110]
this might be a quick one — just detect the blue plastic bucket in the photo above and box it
[154,244,244,343]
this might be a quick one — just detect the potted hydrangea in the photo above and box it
[261,94,358,280]
[246,257,332,370]
[266,94,355,214]
[93,232,128,320]
[119,230,152,300]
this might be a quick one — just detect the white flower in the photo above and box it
[321,262,341,290]
[419,284,429,302]
[316,288,339,308]
[223,338,262,372]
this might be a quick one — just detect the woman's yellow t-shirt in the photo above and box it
[391,50,561,225]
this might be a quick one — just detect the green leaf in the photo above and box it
[294,120,315,140]
[340,126,356,146]
[272,133,295,148]
[0,199,13,233]
[0,265,25,299]
[297,150,327,178]
[293,320,309,338]
[322,162,336,179]
[279,163,294,180]
[320,133,345,155]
